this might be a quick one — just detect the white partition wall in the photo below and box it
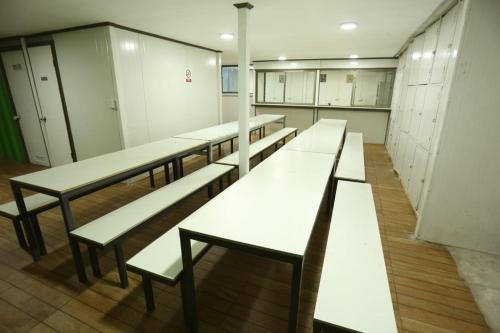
[110,27,219,148]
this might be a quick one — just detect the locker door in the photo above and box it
[408,35,424,85]
[418,21,439,84]
[430,5,459,84]
[401,137,416,190]
[417,85,442,149]
[408,146,429,209]
[409,86,426,139]
[394,132,408,174]
[401,85,416,133]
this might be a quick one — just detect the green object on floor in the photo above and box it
[0,68,27,162]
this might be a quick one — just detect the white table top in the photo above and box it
[179,149,335,257]
[283,118,346,155]
[314,181,397,333]
[335,132,365,182]
[174,114,285,144]
[70,164,233,246]
[11,137,208,194]
[216,127,297,167]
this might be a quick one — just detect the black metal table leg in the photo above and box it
[164,163,170,184]
[180,231,198,331]
[11,183,40,261]
[60,197,87,283]
[114,244,128,288]
[207,146,213,197]
[288,258,304,333]
[149,170,155,188]
[218,143,222,157]
[173,159,180,180]
[30,214,47,255]
[230,139,234,153]
[263,126,266,137]
[180,157,184,177]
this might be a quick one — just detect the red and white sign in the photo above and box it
[185,69,192,83]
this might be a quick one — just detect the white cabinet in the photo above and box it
[409,85,426,139]
[419,21,439,84]
[401,85,416,133]
[395,132,408,174]
[264,72,285,103]
[401,137,417,190]
[417,85,442,149]
[408,35,424,85]
[431,5,459,84]
[408,145,429,209]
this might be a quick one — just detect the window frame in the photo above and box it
[254,69,317,105]
[221,65,239,94]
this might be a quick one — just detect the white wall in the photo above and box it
[109,26,219,148]
[416,0,500,254]
[54,27,124,160]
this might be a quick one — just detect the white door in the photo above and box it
[28,45,73,166]
[431,5,459,84]
[1,50,49,166]
[417,85,442,149]
[408,145,429,209]
[408,35,424,85]
[394,132,408,174]
[401,85,416,133]
[409,86,426,139]
[419,21,439,84]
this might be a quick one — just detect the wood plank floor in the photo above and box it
[0,142,491,332]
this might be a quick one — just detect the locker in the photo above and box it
[394,132,408,174]
[431,5,459,84]
[409,85,427,139]
[401,137,417,190]
[418,21,439,84]
[417,85,442,149]
[400,85,416,133]
[408,145,429,209]
[408,34,424,85]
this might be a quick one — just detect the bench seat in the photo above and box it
[215,127,297,167]
[69,163,234,288]
[334,132,365,182]
[313,181,397,333]
[0,193,59,252]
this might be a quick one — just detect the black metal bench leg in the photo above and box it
[143,275,155,312]
[173,159,179,180]
[12,218,27,249]
[30,214,46,255]
[88,246,102,277]
[179,158,184,178]
[218,143,222,157]
[114,244,128,288]
[230,139,234,153]
[149,170,155,188]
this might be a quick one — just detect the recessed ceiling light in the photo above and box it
[350,61,359,66]
[340,22,358,30]
[220,33,234,40]
[278,56,287,61]
[349,54,359,59]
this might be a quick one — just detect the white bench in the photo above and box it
[0,194,59,253]
[313,181,397,333]
[215,127,297,167]
[126,222,209,313]
[69,163,234,288]
[335,132,365,182]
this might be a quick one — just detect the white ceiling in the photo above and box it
[0,0,442,64]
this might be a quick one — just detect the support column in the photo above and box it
[234,2,254,177]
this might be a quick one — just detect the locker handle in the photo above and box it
[13,115,21,121]
[40,116,47,123]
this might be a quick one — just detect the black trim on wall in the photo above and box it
[0,21,222,53]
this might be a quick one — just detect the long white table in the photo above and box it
[283,118,347,155]
[10,137,210,281]
[174,114,285,156]
[178,149,336,333]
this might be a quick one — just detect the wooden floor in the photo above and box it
[0,143,491,333]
